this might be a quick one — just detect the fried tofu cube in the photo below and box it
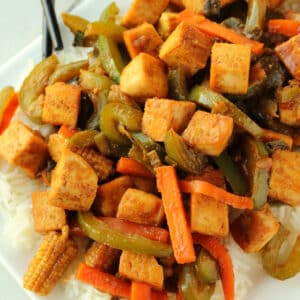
[48,133,68,162]
[142,98,196,142]
[159,22,213,76]
[0,121,48,177]
[210,43,251,94]
[42,82,81,127]
[182,110,234,156]
[32,191,66,233]
[117,188,164,226]
[120,53,168,100]
[191,193,229,237]
[269,150,300,206]
[275,34,300,80]
[49,149,98,211]
[119,250,164,290]
[93,176,133,217]
[121,0,169,28]
[123,22,163,58]
[157,12,179,40]
[231,204,280,253]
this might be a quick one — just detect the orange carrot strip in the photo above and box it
[156,166,196,264]
[0,93,19,134]
[268,19,300,37]
[179,180,253,209]
[101,217,169,243]
[178,10,263,55]
[76,263,131,298]
[131,281,152,300]
[116,157,154,178]
[58,125,78,138]
[193,234,234,300]
[152,290,168,300]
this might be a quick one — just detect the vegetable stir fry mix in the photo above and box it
[1,0,300,299]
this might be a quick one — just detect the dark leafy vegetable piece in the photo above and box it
[214,151,248,195]
[164,129,207,174]
[203,0,221,16]
[265,140,289,154]
[77,93,94,129]
[168,68,188,100]
[262,225,300,280]
[77,211,173,257]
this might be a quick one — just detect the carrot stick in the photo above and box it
[101,217,169,243]
[76,263,131,298]
[152,290,168,300]
[193,234,234,300]
[268,19,300,37]
[116,157,154,178]
[177,10,264,55]
[179,180,253,209]
[58,125,78,138]
[156,166,195,264]
[0,93,18,134]
[131,281,152,300]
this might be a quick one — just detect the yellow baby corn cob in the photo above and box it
[23,226,78,295]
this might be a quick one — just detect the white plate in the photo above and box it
[0,0,299,299]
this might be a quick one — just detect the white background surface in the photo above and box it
[0,2,81,299]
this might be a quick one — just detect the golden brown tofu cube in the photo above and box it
[142,98,196,142]
[119,250,164,290]
[159,22,213,76]
[182,110,234,156]
[275,34,300,81]
[48,133,68,162]
[42,82,81,127]
[190,193,229,237]
[210,43,251,94]
[123,22,163,58]
[117,188,164,226]
[231,204,280,253]
[157,12,179,40]
[122,0,169,28]
[93,176,133,217]
[0,121,48,177]
[120,53,168,100]
[49,149,98,211]
[32,191,66,233]
[269,150,300,206]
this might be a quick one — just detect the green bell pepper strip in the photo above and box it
[99,2,119,22]
[80,70,114,91]
[62,13,89,33]
[164,129,207,174]
[78,212,173,257]
[98,35,125,84]
[213,151,248,196]
[178,264,215,300]
[168,68,188,100]
[48,60,88,85]
[100,102,142,145]
[19,54,58,123]
[68,130,99,149]
[189,86,265,139]
[195,248,220,284]
[262,225,300,280]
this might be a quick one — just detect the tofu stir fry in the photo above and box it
[1,0,300,299]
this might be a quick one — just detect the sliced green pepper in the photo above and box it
[164,129,207,174]
[85,21,125,42]
[78,212,173,257]
[99,2,119,22]
[100,102,142,145]
[80,70,114,91]
[98,35,125,84]
[195,248,220,284]
[0,86,15,122]
[262,225,300,280]
[178,264,215,300]
[19,55,58,123]
[168,68,188,100]
[213,151,248,196]
[61,13,89,33]
[48,60,88,85]
[68,130,99,149]
[189,86,265,139]
[107,85,140,108]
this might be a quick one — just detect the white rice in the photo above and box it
[1,47,300,300]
